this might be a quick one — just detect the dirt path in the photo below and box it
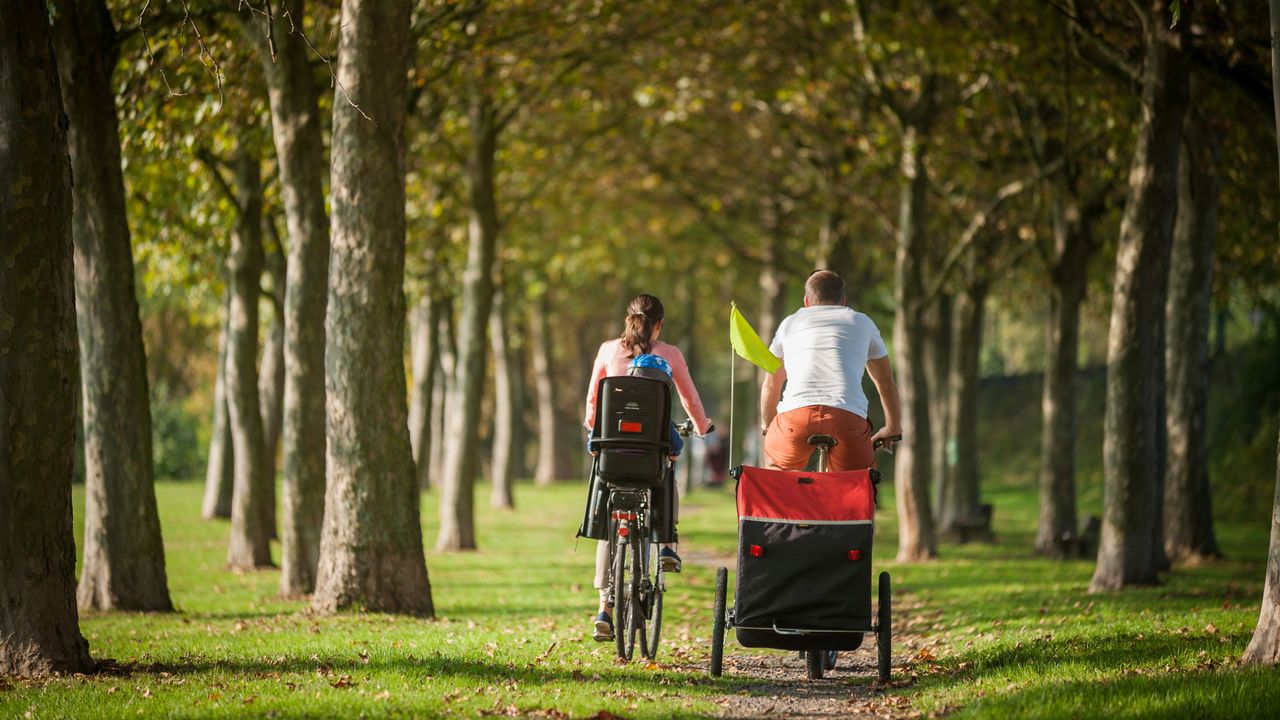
[681,547,924,720]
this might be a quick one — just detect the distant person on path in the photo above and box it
[760,270,902,471]
[582,293,714,642]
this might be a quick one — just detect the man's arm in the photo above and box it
[865,356,902,449]
[759,362,787,434]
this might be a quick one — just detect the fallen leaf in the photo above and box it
[1205,623,1219,635]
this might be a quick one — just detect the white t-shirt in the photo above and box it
[768,305,888,419]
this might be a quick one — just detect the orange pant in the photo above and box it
[763,405,874,472]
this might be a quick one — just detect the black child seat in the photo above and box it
[578,375,678,543]
[590,375,672,488]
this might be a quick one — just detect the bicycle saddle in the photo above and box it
[806,433,838,448]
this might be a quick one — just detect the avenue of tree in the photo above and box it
[2,0,1280,675]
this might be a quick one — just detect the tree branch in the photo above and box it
[920,159,1062,306]
[195,148,241,214]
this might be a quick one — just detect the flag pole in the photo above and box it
[728,322,735,473]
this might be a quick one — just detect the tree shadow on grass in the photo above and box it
[955,629,1242,675]
[953,665,1280,720]
[126,652,716,693]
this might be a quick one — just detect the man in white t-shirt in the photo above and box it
[759,270,903,471]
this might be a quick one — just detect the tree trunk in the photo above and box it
[1035,203,1092,556]
[1164,109,1222,565]
[245,0,331,595]
[50,0,172,612]
[531,294,560,486]
[892,122,938,562]
[1243,413,1280,663]
[490,283,517,509]
[438,91,500,552]
[429,296,456,489]
[0,0,95,672]
[940,283,986,537]
[409,295,439,490]
[225,147,272,570]
[923,294,952,516]
[1090,3,1188,592]
[259,229,285,541]
[1241,0,1280,666]
[313,0,431,615]
[202,290,234,520]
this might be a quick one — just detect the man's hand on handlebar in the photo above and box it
[870,426,903,453]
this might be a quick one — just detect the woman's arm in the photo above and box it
[666,346,713,435]
[582,343,609,432]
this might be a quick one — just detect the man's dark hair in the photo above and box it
[805,270,845,305]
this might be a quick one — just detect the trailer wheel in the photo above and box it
[710,567,727,677]
[806,649,824,680]
[877,571,892,682]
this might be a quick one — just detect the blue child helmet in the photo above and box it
[627,353,673,379]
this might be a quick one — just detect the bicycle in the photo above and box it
[603,418,710,662]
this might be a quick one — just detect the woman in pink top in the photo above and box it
[582,293,714,642]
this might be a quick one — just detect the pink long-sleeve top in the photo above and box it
[583,339,713,436]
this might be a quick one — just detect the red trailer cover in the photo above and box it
[736,465,875,523]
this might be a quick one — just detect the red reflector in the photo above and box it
[618,526,630,538]
[619,420,643,433]
[847,549,861,561]
[749,545,764,558]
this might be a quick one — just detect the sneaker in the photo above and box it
[593,612,614,642]
[659,547,682,573]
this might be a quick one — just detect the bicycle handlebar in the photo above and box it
[872,434,903,451]
[676,419,714,438]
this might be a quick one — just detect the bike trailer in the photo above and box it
[731,465,878,651]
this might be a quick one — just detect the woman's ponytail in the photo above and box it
[620,294,664,358]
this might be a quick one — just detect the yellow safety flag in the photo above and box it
[729,302,781,373]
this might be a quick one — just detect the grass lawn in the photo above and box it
[2,470,1277,719]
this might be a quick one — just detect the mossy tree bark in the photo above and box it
[923,294,952,515]
[49,0,172,612]
[259,226,285,542]
[490,281,516,510]
[939,282,986,537]
[243,0,331,595]
[1163,107,1222,566]
[1241,0,1280,666]
[429,296,457,488]
[312,0,432,615]
[202,291,235,520]
[531,294,559,486]
[892,120,939,562]
[0,0,95,674]
[437,90,500,552]
[409,295,439,490]
[219,147,273,570]
[1090,1,1189,592]
[1035,193,1097,556]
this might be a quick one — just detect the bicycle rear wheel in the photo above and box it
[612,539,636,661]
[642,543,664,660]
